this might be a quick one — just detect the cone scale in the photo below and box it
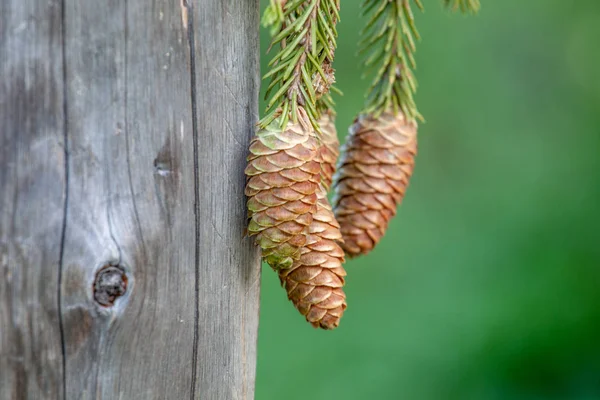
[277,114,347,330]
[333,110,417,257]
[245,111,321,270]
[318,111,340,189]
[278,186,347,330]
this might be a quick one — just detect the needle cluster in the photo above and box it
[260,0,341,131]
[360,0,424,121]
[444,0,481,13]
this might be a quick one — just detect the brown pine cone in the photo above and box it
[332,110,417,257]
[245,110,321,270]
[278,186,347,329]
[318,111,340,189]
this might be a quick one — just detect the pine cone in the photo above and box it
[278,186,347,329]
[318,111,340,189]
[245,111,321,269]
[333,110,417,257]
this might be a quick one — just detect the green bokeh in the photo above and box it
[256,1,600,399]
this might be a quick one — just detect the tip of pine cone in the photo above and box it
[310,306,346,330]
[281,270,347,330]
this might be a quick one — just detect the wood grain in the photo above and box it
[1,0,261,398]
[0,0,66,398]
[191,1,262,398]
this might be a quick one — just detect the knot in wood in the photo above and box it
[93,265,128,307]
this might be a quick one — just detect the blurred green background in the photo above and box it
[255,1,600,399]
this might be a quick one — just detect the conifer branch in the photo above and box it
[317,93,337,116]
[260,0,340,131]
[444,0,480,14]
[359,0,424,122]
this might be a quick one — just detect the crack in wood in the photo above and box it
[185,0,201,398]
[58,0,70,398]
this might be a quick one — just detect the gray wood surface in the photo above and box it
[0,0,66,398]
[1,0,261,398]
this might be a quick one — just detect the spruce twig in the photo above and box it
[260,0,341,131]
[444,0,480,14]
[359,0,424,122]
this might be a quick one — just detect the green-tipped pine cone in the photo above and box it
[245,113,321,269]
[333,110,417,257]
[279,186,347,329]
[318,111,340,189]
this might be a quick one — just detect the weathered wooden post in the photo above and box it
[0,0,261,398]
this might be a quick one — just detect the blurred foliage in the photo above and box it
[256,1,600,399]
